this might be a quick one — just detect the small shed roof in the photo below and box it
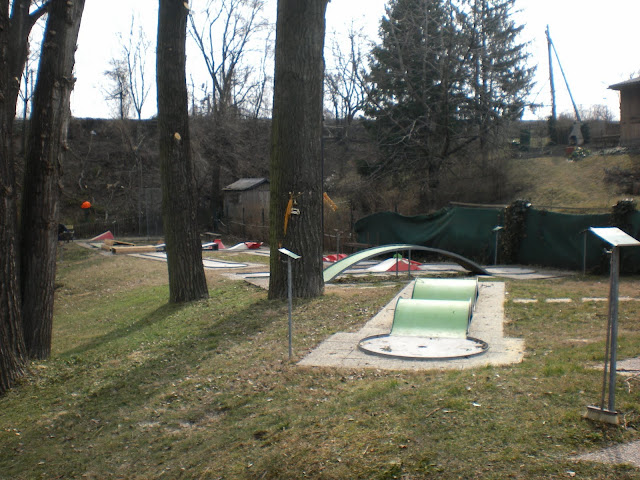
[609,76,640,91]
[223,178,269,191]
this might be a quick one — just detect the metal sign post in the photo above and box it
[585,227,640,424]
[278,248,301,361]
[492,226,503,265]
[581,229,588,274]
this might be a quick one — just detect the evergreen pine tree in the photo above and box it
[365,0,533,205]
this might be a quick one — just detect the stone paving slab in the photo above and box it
[616,357,640,372]
[573,440,640,468]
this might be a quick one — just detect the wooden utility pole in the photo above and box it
[546,25,557,123]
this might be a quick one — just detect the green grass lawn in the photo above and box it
[1,245,640,479]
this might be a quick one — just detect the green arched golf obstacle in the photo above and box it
[412,277,479,309]
[358,277,488,360]
[322,244,489,283]
[391,277,479,338]
[390,299,472,338]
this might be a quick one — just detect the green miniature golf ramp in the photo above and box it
[323,244,489,283]
[412,278,479,309]
[390,298,472,338]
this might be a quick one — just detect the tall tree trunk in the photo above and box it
[20,0,85,359]
[8,0,34,112]
[268,0,328,299]
[157,0,209,303]
[8,0,49,113]
[0,1,27,393]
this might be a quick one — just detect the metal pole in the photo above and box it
[145,189,150,238]
[492,226,503,265]
[287,256,293,360]
[583,232,587,275]
[607,246,620,411]
[599,297,612,410]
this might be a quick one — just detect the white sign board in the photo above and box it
[278,247,301,260]
[589,227,640,248]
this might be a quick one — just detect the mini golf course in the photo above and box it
[358,277,488,360]
[322,244,489,283]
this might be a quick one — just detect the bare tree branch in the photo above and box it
[188,0,269,116]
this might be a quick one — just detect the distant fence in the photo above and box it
[71,214,164,239]
[217,217,269,242]
[354,204,640,273]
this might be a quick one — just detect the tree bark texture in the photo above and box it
[157,0,209,303]
[0,1,27,393]
[268,0,329,299]
[20,0,85,359]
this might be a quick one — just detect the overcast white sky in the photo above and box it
[69,0,638,121]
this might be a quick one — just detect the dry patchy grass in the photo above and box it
[505,154,636,210]
[1,246,640,479]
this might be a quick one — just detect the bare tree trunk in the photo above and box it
[268,0,328,299]
[0,1,27,393]
[7,0,46,113]
[20,0,85,359]
[157,0,209,303]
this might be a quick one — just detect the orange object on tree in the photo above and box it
[283,195,293,235]
[81,201,91,209]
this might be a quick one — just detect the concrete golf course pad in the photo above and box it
[356,277,487,360]
[299,281,524,370]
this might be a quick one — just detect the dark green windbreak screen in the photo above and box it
[620,211,640,270]
[354,207,504,265]
[354,207,640,272]
[518,210,610,270]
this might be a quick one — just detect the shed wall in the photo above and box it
[620,88,640,146]
[223,184,270,235]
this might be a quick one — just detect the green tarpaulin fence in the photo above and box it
[354,207,640,272]
[354,207,503,264]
